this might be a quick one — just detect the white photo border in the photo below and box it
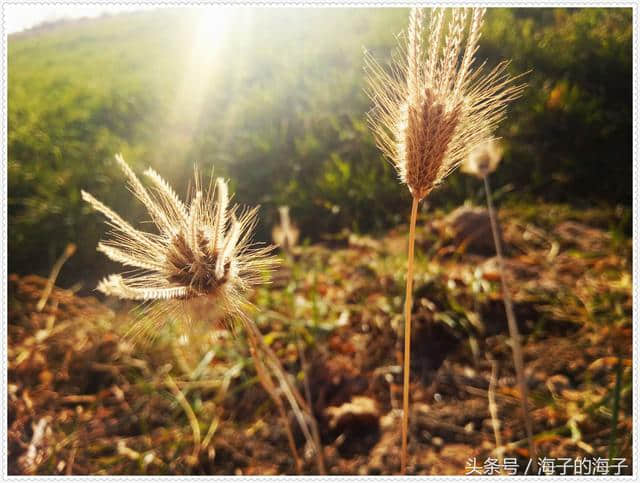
[1,0,637,480]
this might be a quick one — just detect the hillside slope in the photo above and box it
[8,7,632,283]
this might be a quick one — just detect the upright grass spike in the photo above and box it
[364,7,525,473]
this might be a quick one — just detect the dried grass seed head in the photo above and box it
[82,154,276,315]
[272,206,300,253]
[364,7,526,200]
[461,137,504,178]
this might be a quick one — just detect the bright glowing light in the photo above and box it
[170,7,232,135]
[189,7,231,71]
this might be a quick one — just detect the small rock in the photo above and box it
[440,206,502,256]
[326,396,379,431]
[326,396,381,457]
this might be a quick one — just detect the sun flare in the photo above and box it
[169,7,233,134]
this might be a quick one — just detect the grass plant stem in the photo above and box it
[246,321,326,474]
[488,358,504,468]
[165,374,201,461]
[401,195,419,474]
[482,174,536,467]
[37,243,76,312]
[246,328,302,474]
[297,337,325,475]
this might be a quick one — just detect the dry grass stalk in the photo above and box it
[463,139,536,464]
[487,358,504,467]
[165,373,201,462]
[365,7,525,474]
[83,154,323,474]
[245,321,326,473]
[462,139,536,463]
[272,206,300,254]
[296,336,325,474]
[482,173,536,466]
[246,330,302,473]
[36,243,76,312]
[401,195,418,472]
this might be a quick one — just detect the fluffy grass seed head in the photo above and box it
[82,154,276,322]
[364,7,526,200]
[271,206,300,253]
[461,137,504,179]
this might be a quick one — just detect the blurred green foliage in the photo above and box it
[8,8,631,282]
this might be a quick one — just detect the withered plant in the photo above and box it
[82,154,324,474]
[272,206,300,255]
[462,139,536,466]
[364,7,525,473]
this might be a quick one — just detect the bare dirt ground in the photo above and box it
[8,203,632,475]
